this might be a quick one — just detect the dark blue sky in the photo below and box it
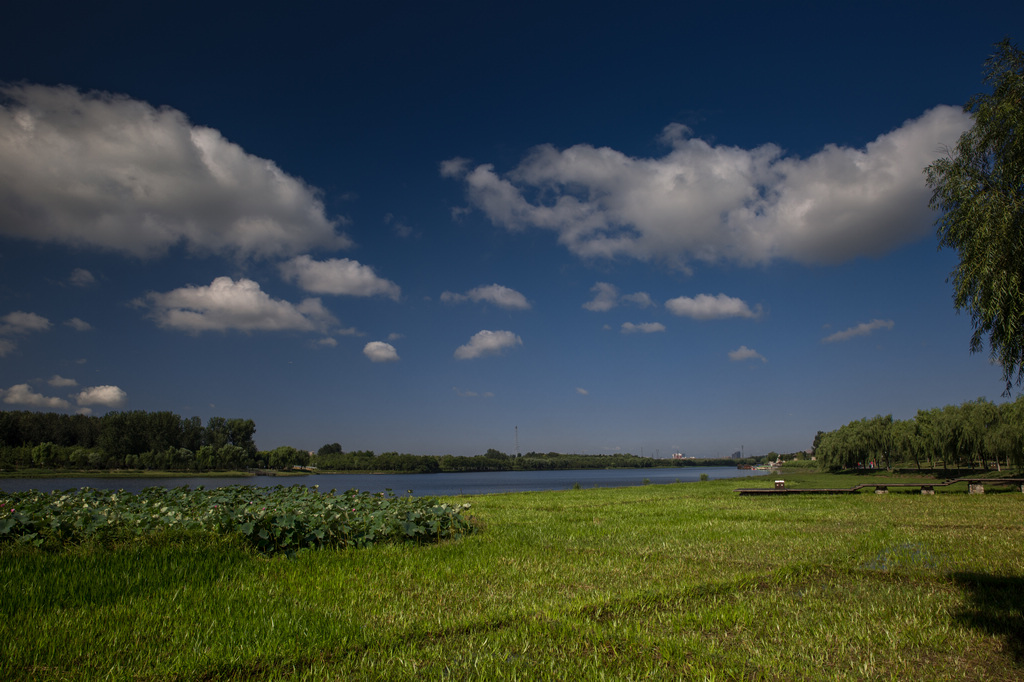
[1,2,1020,456]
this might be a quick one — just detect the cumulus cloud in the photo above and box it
[0,84,349,258]
[822,319,895,343]
[441,284,530,310]
[76,385,127,407]
[69,268,95,287]
[48,375,78,387]
[665,294,761,320]
[363,341,400,363]
[279,255,400,300]
[444,106,970,267]
[0,311,51,334]
[65,317,92,331]
[454,330,522,359]
[0,311,51,355]
[439,157,472,178]
[582,282,653,312]
[1,383,70,408]
[621,322,666,334]
[140,276,337,334]
[621,292,654,307]
[729,345,767,362]
[582,282,619,312]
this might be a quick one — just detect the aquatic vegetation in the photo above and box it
[0,484,473,554]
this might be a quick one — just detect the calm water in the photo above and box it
[0,466,768,496]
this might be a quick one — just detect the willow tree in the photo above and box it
[925,39,1024,394]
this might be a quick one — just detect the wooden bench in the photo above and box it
[963,478,1024,494]
[735,477,1024,496]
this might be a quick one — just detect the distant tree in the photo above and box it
[204,417,230,450]
[812,431,825,455]
[267,446,309,470]
[317,442,343,456]
[925,39,1024,393]
[181,416,204,452]
[227,418,257,457]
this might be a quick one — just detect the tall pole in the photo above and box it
[515,425,519,456]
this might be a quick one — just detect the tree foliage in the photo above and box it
[0,409,284,471]
[816,396,1024,472]
[925,38,1024,393]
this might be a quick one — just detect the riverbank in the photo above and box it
[0,465,765,496]
[2,470,1022,680]
[0,468,308,479]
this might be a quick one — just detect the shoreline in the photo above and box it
[0,469,311,479]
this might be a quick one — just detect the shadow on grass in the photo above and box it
[952,572,1024,664]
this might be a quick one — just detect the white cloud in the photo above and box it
[822,319,895,343]
[665,294,761,320]
[441,284,530,310]
[0,311,51,334]
[69,268,95,287]
[454,330,522,359]
[76,385,127,407]
[621,292,654,308]
[141,276,337,333]
[279,255,400,300]
[317,337,338,347]
[621,322,666,334]
[576,387,589,395]
[0,84,349,259]
[65,317,92,331]
[1,383,70,408]
[0,312,51,355]
[582,282,653,311]
[48,375,78,387]
[445,106,970,267]
[363,341,400,363]
[439,157,472,178]
[383,213,415,238]
[582,282,620,312]
[729,345,766,362]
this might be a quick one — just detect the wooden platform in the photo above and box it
[735,478,1024,496]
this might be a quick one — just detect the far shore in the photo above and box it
[0,469,311,479]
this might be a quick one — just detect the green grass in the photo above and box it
[2,474,1023,680]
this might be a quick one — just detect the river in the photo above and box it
[0,466,768,497]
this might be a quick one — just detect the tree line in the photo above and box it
[0,410,310,471]
[814,396,1024,472]
[312,443,751,474]
[0,411,751,474]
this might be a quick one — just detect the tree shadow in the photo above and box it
[951,572,1024,663]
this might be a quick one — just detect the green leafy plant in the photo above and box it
[0,484,474,555]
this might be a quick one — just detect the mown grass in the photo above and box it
[2,473,1023,680]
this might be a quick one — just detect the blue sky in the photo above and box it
[0,2,1020,457]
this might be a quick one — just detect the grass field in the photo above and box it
[2,471,1023,680]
